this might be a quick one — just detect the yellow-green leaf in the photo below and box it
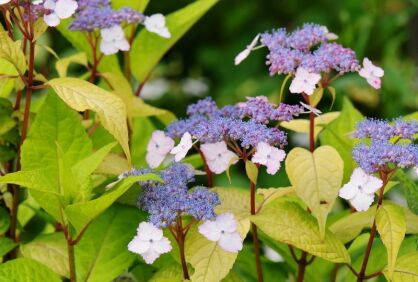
[285,146,343,238]
[330,209,375,244]
[55,52,87,78]
[376,203,406,279]
[257,187,295,208]
[280,112,340,140]
[186,223,249,282]
[310,87,323,107]
[48,77,131,163]
[0,32,26,74]
[245,160,258,184]
[383,252,418,282]
[250,200,350,263]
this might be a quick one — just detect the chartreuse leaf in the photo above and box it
[285,146,343,239]
[280,112,340,140]
[0,31,26,74]
[186,223,249,282]
[112,0,149,12]
[149,264,183,282]
[384,252,418,281]
[95,153,131,175]
[0,258,61,282]
[65,174,160,235]
[0,237,17,257]
[75,204,146,282]
[257,186,295,208]
[376,203,406,279]
[55,52,88,77]
[320,97,363,182]
[251,200,350,263]
[245,160,258,184]
[310,87,323,107]
[131,0,219,82]
[48,77,131,163]
[0,58,18,97]
[0,205,10,234]
[20,233,69,278]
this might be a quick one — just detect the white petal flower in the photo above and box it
[170,132,193,162]
[358,58,384,90]
[198,213,243,253]
[234,34,260,65]
[263,246,284,262]
[43,0,78,27]
[144,14,171,38]
[200,141,238,174]
[321,26,338,40]
[252,142,286,175]
[146,130,175,168]
[128,222,172,264]
[289,67,321,95]
[339,168,383,211]
[0,0,12,4]
[300,101,322,116]
[100,25,130,55]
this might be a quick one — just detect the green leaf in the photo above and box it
[0,237,17,257]
[55,52,88,78]
[20,233,69,278]
[320,97,363,182]
[0,258,61,282]
[245,160,258,184]
[48,77,131,163]
[250,200,350,263]
[95,153,130,175]
[326,86,337,110]
[186,224,248,282]
[257,186,295,208]
[75,204,145,282]
[0,32,26,74]
[65,174,160,235]
[376,203,406,279]
[397,170,418,215]
[131,0,219,82]
[0,205,10,234]
[330,209,375,244]
[383,252,418,281]
[285,146,344,239]
[33,18,48,41]
[310,87,323,107]
[131,98,176,125]
[280,112,340,140]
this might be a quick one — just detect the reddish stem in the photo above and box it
[194,145,213,188]
[250,180,264,282]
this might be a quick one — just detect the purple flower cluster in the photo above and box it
[352,118,418,173]
[69,0,144,31]
[167,97,298,148]
[125,163,220,228]
[260,23,360,75]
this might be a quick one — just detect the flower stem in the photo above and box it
[175,217,190,280]
[356,172,388,282]
[195,145,213,188]
[64,227,77,282]
[250,180,264,282]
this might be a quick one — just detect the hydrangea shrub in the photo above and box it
[0,1,417,282]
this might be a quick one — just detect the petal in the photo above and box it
[152,237,172,254]
[289,79,305,94]
[358,68,370,79]
[303,84,316,96]
[44,0,56,10]
[234,49,250,65]
[265,161,280,175]
[128,236,150,254]
[252,151,267,166]
[141,249,161,264]
[146,152,166,168]
[44,13,60,27]
[215,213,237,233]
[99,41,118,55]
[218,232,243,253]
[137,222,163,241]
[114,38,130,51]
[54,0,78,19]
[339,183,359,200]
[198,221,221,242]
[144,14,166,29]
[366,76,381,89]
[350,168,368,185]
[350,193,375,212]
[201,142,225,161]
[362,175,383,194]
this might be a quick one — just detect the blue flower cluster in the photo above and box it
[260,23,359,75]
[353,119,418,173]
[167,97,301,148]
[69,0,144,31]
[124,163,220,228]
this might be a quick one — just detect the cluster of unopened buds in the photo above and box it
[0,0,171,55]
